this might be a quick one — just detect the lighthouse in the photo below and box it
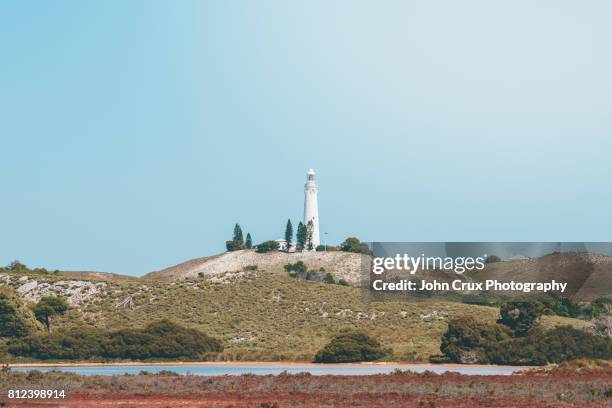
[303,168,320,249]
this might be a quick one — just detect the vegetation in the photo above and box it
[497,301,545,336]
[296,222,307,251]
[0,260,58,275]
[0,289,36,337]
[439,301,612,365]
[33,296,68,332]
[245,233,253,249]
[284,219,293,250]
[484,255,501,263]
[256,240,280,253]
[339,237,372,256]
[7,320,222,360]
[226,223,245,251]
[306,220,314,250]
[314,330,389,363]
[316,245,337,251]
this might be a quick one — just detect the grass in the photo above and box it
[20,266,585,362]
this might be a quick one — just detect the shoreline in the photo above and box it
[6,361,535,369]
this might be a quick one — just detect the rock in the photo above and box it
[17,280,38,294]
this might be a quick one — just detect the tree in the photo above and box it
[245,233,253,249]
[314,330,389,363]
[233,224,244,246]
[339,237,373,255]
[306,220,314,251]
[497,301,545,337]
[284,220,293,251]
[485,255,501,263]
[323,272,335,284]
[33,296,68,332]
[226,240,242,251]
[0,292,30,337]
[256,240,280,253]
[296,222,307,251]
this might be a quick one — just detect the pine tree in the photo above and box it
[233,223,244,246]
[296,222,307,251]
[307,220,314,251]
[245,233,252,249]
[284,219,293,251]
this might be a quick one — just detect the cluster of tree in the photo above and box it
[226,224,252,251]
[283,219,315,251]
[314,330,389,363]
[0,290,34,337]
[338,237,372,256]
[0,292,67,337]
[0,261,59,275]
[7,319,223,360]
[284,262,348,286]
[438,301,612,365]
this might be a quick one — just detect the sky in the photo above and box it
[1,1,611,276]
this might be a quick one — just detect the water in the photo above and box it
[12,363,524,376]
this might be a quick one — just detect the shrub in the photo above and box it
[323,273,335,284]
[33,296,68,332]
[256,240,279,253]
[8,326,104,360]
[0,291,33,337]
[284,261,306,277]
[440,317,510,364]
[8,320,223,360]
[339,238,372,256]
[314,330,389,363]
[497,301,545,337]
[484,255,501,263]
[338,279,349,286]
[316,245,337,252]
[226,240,243,252]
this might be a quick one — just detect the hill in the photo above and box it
[145,250,364,284]
[0,253,590,361]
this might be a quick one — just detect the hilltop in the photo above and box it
[145,250,364,284]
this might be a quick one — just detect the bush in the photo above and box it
[256,240,279,253]
[33,296,69,332]
[440,317,510,364]
[8,320,223,360]
[338,279,349,286]
[0,291,34,337]
[440,317,612,365]
[314,330,389,363]
[8,326,104,360]
[339,238,372,256]
[323,273,335,284]
[497,301,545,337]
[484,255,501,263]
[284,261,306,277]
[316,245,337,252]
[226,240,243,252]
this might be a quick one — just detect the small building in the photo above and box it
[275,239,296,252]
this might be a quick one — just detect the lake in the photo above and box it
[12,363,525,376]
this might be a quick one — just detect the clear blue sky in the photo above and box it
[1,1,611,276]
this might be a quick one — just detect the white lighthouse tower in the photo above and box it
[303,168,320,249]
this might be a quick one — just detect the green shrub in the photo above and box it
[8,320,223,360]
[323,273,335,284]
[226,240,243,251]
[440,317,510,364]
[497,301,545,337]
[338,279,349,287]
[314,330,389,363]
[256,240,279,253]
[0,290,34,338]
[339,238,372,256]
[316,245,337,252]
[284,261,306,277]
